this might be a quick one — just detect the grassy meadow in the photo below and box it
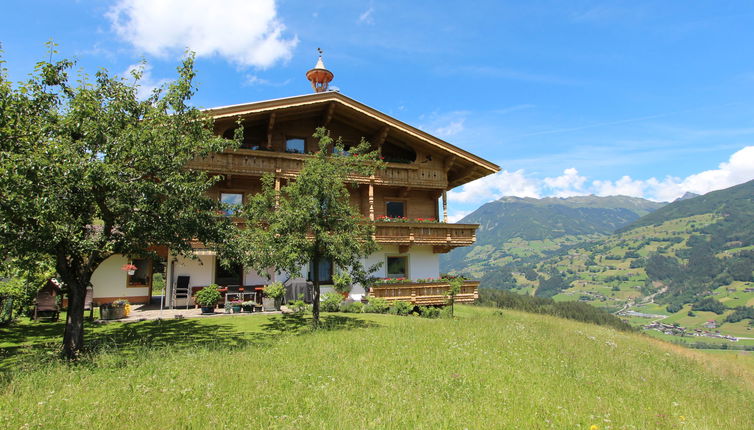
[2,306,754,429]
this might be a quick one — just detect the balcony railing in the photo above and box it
[369,280,479,306]
[187,149,448,188]
[373,221,477,249]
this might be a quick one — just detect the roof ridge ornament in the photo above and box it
[306,48,334,93]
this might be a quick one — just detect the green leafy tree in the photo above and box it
[231,128,382,325]
[446,276,463,317]
[0,48,236,358]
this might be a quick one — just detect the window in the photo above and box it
[215,260,242,286]
[128,258,151,287]
[386,200,405,218]
[285,138,306,154]
[308,259,333,284]
[220,193,243,215]
[386,256,408,278]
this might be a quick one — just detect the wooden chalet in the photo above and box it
[89,55,499,307]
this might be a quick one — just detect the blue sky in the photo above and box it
[3,1,754,220]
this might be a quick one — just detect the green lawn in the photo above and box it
[2,306,754,428]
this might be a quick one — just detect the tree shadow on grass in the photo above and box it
[261,313,379,337]
[0,318,276,373]
[85,318,275,355]
[1,313,381,374]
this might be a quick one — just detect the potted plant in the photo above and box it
[195,285,221,314]
[333,272,352,299]
[262,281,285,311]
[100,299,129,320]
[121,263,137,276]
[227,299,243,314]
[241,300,255,312]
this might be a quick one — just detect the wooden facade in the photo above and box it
[197,92,498,255]
[174,92,499,306]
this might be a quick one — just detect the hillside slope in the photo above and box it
[1,307,753,429]
[513,182,754,344]
[619,179,754,234]
[442,195,665,274]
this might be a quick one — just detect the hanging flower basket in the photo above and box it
[121,264,138,276]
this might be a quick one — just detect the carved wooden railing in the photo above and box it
[373,221,477,249]
[187,149,448,188]
[369,280,479,306]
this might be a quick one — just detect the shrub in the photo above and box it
[692,297,726,315]
[195,285,221,307]
[321,292,343,312]
[340,301,364,313]
[290,299,309,315]
[440,306,454,319]
[332,272,352,294]
[363,296,390,314]
[389,300,413,316]
[418,306,441,318]
[263,282,286,299]
[666,303,682,313]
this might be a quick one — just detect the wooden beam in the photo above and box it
[442,190,448,223]
[443,155,456,173]
[398,245,409,254]
[322,102,335,127]
[400,187,412,198]
[372,125,389,149]
[432,245,451,254]
[368,179,375,221]
[266,112,276,149]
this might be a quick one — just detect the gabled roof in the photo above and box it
[204,92,500,187]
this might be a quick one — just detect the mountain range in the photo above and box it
[443,179,754,346]
[441,195,665,275]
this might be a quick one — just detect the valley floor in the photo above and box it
[2,306,754,429]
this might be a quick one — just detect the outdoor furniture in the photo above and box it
[224,285,257,305]
[83,287,94,320]
[33,279,61,321]
[175,276,191,309]
[224,285,242,305]
[284,279,313,303]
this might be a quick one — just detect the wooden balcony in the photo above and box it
[369,280,479,306]
[373,221,477,252]
[187,149,448,189]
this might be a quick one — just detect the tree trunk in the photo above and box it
[312,250,321,326]
[62,279,86,359]
[57,252,96,360]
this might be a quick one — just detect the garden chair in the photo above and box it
[175,275,190,309]
[83,287,94,320]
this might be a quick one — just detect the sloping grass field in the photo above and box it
[2,306,754,429]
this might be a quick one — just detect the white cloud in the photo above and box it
[447,169,540,204]
[543,168,587,197]
[244,74,291,87]
[123,63,169,100]
[447,145,754,207]
[592,175,648,198]
[108,0,297,69]
[446,210,470,223]
[434,119,465,138]
[358,6,375,25]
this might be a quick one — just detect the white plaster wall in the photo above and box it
[172,255,214,288]
[408,246,440,280]
[349,245,440,300]
[91,254,149,299]
[244,268,273,285]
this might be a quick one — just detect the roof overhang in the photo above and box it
[203,92,500,188]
